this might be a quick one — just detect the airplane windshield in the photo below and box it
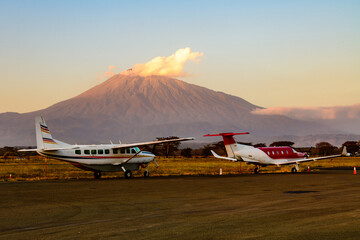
[134,147,140,152]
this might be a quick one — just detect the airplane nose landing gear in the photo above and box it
[94,171,102,179]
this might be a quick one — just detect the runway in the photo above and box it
[1,170,360,239]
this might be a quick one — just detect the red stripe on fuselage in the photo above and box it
[258,147,304,159]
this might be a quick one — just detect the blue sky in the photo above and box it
[0,0,359,112]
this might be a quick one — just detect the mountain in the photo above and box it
[0,74,348,147]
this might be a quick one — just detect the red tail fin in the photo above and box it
[203,132,249,145]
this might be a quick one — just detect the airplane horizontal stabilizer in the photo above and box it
[40,147,79,151]
[18,149,37,152]
[210,150,238,161]
[204,132,249,137]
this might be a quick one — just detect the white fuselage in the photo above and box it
[38,144,155,166]
[234,147,305,166]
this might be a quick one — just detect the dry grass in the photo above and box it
[1,156,359,181]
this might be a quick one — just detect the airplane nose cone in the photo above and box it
[143,151,156,158]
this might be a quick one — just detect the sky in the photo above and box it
[0,0,359,114]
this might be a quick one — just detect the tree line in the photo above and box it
[1,139,359,159]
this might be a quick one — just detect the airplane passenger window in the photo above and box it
[105,149,110,154]
[113,149,118,154]
[91,150,96,154]
[281,151,284,154]
[98,149,104,154]
[120,148,125,154]
[267,151,270,155]
[276,151,279,155]
[75,150,81,155]
[131,148,136,154]
[84,150,90,154]
[286,150,289,154]
[272,151,274,155]
[126,148,130,154]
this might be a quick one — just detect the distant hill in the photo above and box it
[0,74,347,147]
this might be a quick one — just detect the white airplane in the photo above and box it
[204,132,347,174]
[19,116,194,179]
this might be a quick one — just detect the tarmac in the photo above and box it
[1,170,360,239]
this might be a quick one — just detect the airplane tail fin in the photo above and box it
[203,132,250,158]
[35,116,70,150]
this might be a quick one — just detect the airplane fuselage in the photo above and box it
[234,146,307,165]
[37,145,155,172]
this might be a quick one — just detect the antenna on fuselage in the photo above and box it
[110,140,113,144]
[119,140,122,145]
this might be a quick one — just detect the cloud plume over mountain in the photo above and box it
[123,47,203,77]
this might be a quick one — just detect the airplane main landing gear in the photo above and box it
[124,170,132,179]
[291,164,299,173]
[144,170,150,178]
[94,171,102,179]
[254,167,260,174]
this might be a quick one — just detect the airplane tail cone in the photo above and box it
[354,166,357,175]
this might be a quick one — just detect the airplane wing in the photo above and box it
[210,150,238,161]
[272,146,347,165]
[279,154,343,165]
[111,137,194,150]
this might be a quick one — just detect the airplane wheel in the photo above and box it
[291,167,297,173]
[94,171,102,179]
[124,170,132,179]
[254,167,260,174]
[144,171,150,178]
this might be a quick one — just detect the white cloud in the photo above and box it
[252,104,360,120]
[122,47,203,77]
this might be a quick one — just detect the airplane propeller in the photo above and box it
[305,147,312,158]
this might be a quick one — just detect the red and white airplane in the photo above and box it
[204,132,347,174]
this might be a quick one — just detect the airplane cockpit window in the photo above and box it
[113,149,118,154]
[131,148,136,154]
[120,148,125,154]
[105,149,110,154]
[98,149,104,154]
[75,150,81,155]
[91,150,97,155]
[84,150,90,154]
[134,147,140,152]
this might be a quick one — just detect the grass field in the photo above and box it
[1,156,359,181]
